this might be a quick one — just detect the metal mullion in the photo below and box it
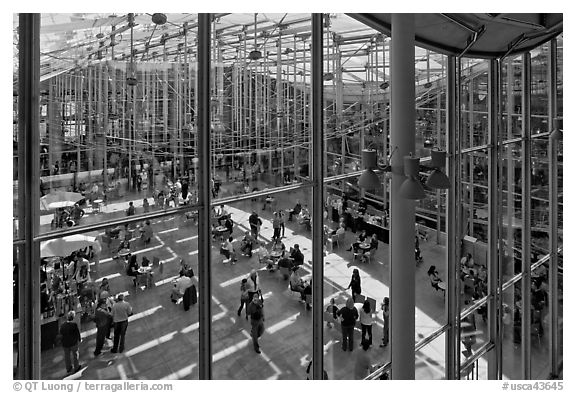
[445,55,460,380]
[197,13,212,380]
[18,13,41,380]
[487,58,501,379]
[520,51,532,379]
[311,12,324,380]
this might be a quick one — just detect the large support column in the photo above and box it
[17,13,41,379]
[389,13,416,380]
[520,51,532,380]
[445,55,460,380]
[197,13,212,380]
[487,59,501,379]
[547,38,559,379]
[311,12,325,380]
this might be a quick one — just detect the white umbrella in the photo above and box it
[40,234,96,257]
[47,200,77,210]
[40,191,85,211]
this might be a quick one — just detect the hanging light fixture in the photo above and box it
[249,13,262,60]
[126,13,138,86]
[549,118,562,141]
[151,13,167,25]
[399,154,426,200]
[426,150,451,189]
[358,149,381,190]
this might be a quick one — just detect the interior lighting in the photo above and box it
[425,150,451,189]
[358,149,381,190]
[152,13,167,25]
[549,118,562,141]
[249,13,262,61]
[399,154,426,200]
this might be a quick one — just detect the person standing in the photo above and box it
[246,294,265,354]
[347,269,362,302]
[272,212,282,240]
[380,297,390,347]
[59,310,82,374]
[143,198,149,213]
[359,300,374,347]
[126,201,135,216]
[337,297,358,352]
[111,293,132,353]
[248,211,262,239]
[237,278,250,319]
[93,299,112,356]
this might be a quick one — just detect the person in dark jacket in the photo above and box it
[93,299,112,356]
[247,295,265,354]
[337,298,359,351]
[347,269,362,302]
[289,244,304,266]
[248,211,263,238]
[59,310,82,374]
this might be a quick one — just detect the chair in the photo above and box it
[354,294,366,304]
[366,297,377,312]
[327,231,345,252]
[363,251,372,264]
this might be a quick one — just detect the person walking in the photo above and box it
[380,297,390,347]
[347,269,362,302]
[246,294,265,354]
[111,293,132,353]
[337,297,358,351]
[245,269,260,303]
[93,299,112,356]
[237,278,250,319]
[359,300,373,347]
[59,310,82,374]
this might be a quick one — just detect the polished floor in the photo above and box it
[36,178,554,380]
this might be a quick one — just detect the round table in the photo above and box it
[359,243,371,251]
[118,249,131,258]
[437,282,447,291]
[138,266,152,274]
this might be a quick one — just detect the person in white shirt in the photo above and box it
[221,236,236,264]
[359,299,374,347]
[171,273,193,303]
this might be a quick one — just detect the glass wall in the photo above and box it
[13,13,563,380]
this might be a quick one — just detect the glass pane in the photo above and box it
[500,142,523,279]
[39,212,200,379]
[501,282,522,380]
[415,332,445,379]
[500,55,523,140]
[323,178,390,379]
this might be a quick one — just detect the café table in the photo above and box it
[92,199,103,213]
[136,266,153,288]
[213,225,229,241]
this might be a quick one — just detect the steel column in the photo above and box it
[197,13,213,380]
[520,51,532,379]
[445,55,460,380]
[389,13,416,380]
[487,58,501,379]
[311,12,325,380]
[17,13,41,380]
